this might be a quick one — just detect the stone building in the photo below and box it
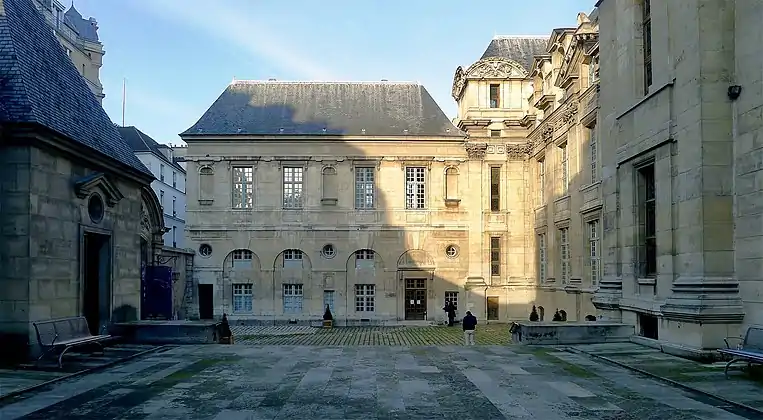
[0,0,163,360]
[119,126,188,249]
[32,0,105,103]
[592,0,763,355]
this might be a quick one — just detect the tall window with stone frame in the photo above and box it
[232,166,253,209]
[490,166,501,212]
[232,284,253,313]
[405,167,426,209]
[282,166,303,209]
[538,159,545,204]
[559,143,569,195]
[444,291,458,310]
[638,164,657,277]
[559,227,570,284]
[538,233,547,283]
[589,128,598,183]
[160,164,165,182]
[355,167,375,209]
[355,284,375,312]
[489,84,500,108]
[283,284,303,314]
[642,0,653,92]
[588,220,600,285]
[490,236,501,277]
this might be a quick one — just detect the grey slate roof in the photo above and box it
[182,81,464,138]
[0,0,150,176]
[64,5,99,43]
[480,36,549,72]
[118,126,184,173]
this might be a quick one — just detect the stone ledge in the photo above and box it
[510,321,634,345]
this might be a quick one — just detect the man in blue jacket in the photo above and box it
[462,311,477,345]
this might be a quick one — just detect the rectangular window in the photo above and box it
[642,0,653,91]
[538,233,547,283]
[559,143,569,195]
[160,164,165,182]
[445,291,458,311]
[590,129,598,183]
[490,129,501,137]
[283,166,304,209]
[489,84,500,108]
[559,227,570,283]
[232,249,253,269]
[355,250,375,269]
[233,284,253,313]
[160,190,164,209]
[589,220,600,285]
[172,226,177,247]
[354,284,375,312]
[490,166,501,211]
[283,284,303,314]
[283,249,303,269]
[490,237,501,277]
[538,159,545,204]
[355,167,375,209]
[172,171,177,188]
[639,165,657,276]
[323,290,335,313]
[232,166,254,209]
[405,167,426,209]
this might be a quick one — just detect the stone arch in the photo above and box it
[198,165,214,202]
[538,306,545,321]
[274,248,313,270]
[444,166,459,201]
[397,249,435,270]
[140,186,164,242]
[346,248,384,271]
[222,248,262,282]
[321,165,338,203]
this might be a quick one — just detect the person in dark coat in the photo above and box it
[443,302,456,326]
[462,311,477,345]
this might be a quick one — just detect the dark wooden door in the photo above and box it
[404,278,427,320]
[198,284,214,320]
[487,296,499,321]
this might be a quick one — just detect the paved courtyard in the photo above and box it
[1,341,760,419]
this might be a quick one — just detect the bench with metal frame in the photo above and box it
[719,326,763,378]
[33,316,112,368]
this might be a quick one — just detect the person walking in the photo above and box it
[462,310,477,345]
[443,302,456,326]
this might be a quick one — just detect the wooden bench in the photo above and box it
[33,316,112,368]
[719,326,763,378]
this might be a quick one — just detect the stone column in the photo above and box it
[463,142,488,314]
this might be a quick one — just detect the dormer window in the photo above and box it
[489,84,500,108]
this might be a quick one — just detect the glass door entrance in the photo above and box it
[404,278,427,320]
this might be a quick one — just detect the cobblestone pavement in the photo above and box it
[0,344,759,419]
[232,325,510,346]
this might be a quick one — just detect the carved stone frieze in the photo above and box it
[561,102,580,124]
[464,142,488,160]
[506,143,532,160]
[464,57,528,80]
[541,125,554,142]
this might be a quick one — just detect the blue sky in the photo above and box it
[73,0,595,145]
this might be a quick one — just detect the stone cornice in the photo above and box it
[527,96,581,155]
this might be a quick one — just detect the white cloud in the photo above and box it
[132,0,339,81]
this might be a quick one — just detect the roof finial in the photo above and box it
[231,76,236,84]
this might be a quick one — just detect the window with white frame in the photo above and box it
[172,196,176,216]
[538,159,545,204]
[233,284,253,313]
[538,233,547,283]
[355,284,375,312]
[589,220,600,285]
[160,190,164,209]
[355,167,375,209]
[405,167,426,209]
[355,250,375,269]
[559,143,569,195]
[590,128,598,183]
[445,291,458,310]
[160,164,165,182]
[232,166,254,209]
[559,227,570,284]
[232,249,253,269]
[283,284,303,313]
[323,290,335,313]
[283,166,303,209]
[283,249,303,269]
[172,171,177,188]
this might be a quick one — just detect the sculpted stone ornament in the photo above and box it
[541,125,554,142]
[464,142,488,160]
[451,66,466,101]
[506,143,532,160]
[465,57,527,80]
[561,102,580,124]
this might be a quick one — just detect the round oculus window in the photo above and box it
[88,194,104,223]
[445,245,459,259]
[198,244,213,257]
[321,244,336,259]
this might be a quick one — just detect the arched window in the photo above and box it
[199,166,214,203]
[321,166,337,204]
[445,167,459,206]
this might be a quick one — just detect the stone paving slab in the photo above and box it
[0,344,758,419]
[234,325,510,346]
[570,342,763,412]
